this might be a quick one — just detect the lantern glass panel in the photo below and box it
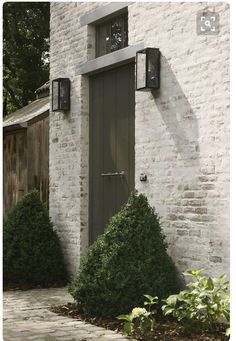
[52,80,59,110]
[136,51,146,89]
[59,81,68,110]
[147,49,159,88]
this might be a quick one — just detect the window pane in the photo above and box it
[111,16,123,52]
[96,12,128,57]
[96,24,110,57]
[124,13,128,47]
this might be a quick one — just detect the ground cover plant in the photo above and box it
[50,302,229,341]
[116,269,229,339]
[69,191,182,317]
[3,190,68,289]
[162,269,230,335]
[117,294,159,334]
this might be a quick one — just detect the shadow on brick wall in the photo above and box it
[153,55,200,178]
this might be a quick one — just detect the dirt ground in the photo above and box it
[50,302,229,341]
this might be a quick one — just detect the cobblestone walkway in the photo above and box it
[3,287,136,341]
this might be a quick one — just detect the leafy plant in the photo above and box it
[69,191,182,317]
[162,269,230,334]
[117,295,158,335]
[144,295,159,313]
[3,190,68,288]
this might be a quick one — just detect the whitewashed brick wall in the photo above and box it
[50,2,230,278]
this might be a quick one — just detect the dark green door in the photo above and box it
[90,63,135,243]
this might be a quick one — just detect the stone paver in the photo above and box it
[3,287,136,341]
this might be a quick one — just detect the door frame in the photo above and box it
[88,61,135,244]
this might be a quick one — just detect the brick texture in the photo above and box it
[50,2,230,278]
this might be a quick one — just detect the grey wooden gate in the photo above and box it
[89,63,135,243]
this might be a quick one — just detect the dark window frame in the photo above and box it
[96,12,128,57]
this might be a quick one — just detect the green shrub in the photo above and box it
[69,191,182,317]
[3,190,68,288]
[162,269,230,334]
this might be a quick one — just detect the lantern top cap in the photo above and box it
[52,78,70,82]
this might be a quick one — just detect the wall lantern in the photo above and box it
[136,48,160,91]
[52,78,70,111]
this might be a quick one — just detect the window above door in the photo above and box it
[96,12,128,57]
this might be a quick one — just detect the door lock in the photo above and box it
[140,173,147,182]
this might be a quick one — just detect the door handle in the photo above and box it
[101,171,125,177]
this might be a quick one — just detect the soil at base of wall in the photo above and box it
[50,303,229,341]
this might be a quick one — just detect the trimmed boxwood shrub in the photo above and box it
[69,191,183,317]
[3,190,68,289]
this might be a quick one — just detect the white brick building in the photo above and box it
[49,2,230,277]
